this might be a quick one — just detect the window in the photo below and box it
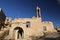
[26,21,30,28]
[43,26,47,31]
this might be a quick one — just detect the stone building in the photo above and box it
[9,6,56,40]
[0,8,6,30]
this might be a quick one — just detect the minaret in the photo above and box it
[36,6,41,18]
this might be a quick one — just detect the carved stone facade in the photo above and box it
[7,6,57,40]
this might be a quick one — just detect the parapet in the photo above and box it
[43,21,53,24]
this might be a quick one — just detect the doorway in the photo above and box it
[14,27,24,40]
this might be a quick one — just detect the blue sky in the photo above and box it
[0,0,60,27]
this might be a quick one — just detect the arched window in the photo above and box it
[26,21,30,28]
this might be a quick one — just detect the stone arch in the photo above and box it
[13,27,24,40]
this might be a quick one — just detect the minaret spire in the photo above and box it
[36,5,41,18]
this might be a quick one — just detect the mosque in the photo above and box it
[0,6,56,40]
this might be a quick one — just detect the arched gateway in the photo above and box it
[9,26,24,40]
[14,27,24,39]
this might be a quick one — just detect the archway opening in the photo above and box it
[14,27,24,39]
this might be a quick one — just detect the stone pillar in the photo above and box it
[15,30,18,40]
[19,33,21,40]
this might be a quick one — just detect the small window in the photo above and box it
[26,21,30,28]
[43,26,47,31]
